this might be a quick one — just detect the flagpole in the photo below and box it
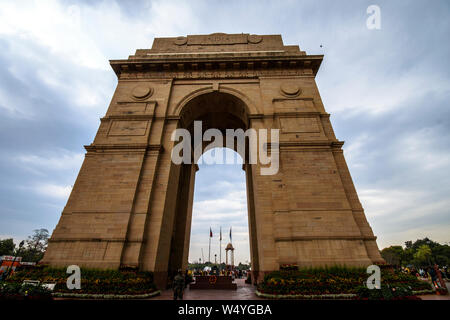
[208,227,212,263]
[219,226,222,266]
[230,226,232,244]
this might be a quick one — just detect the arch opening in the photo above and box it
[165,91,260,285]
[188,148,249,269]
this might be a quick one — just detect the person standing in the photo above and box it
[184,269,189,288]
[428,266,439,289]
[173,269,185,300]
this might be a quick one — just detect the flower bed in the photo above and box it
[257,266,432,300]
[52,290,161,299]
[255,290,356,300]
[3,266,159,297]
[0,282,53,300]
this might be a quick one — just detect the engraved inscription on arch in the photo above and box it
[187,33,248,45]
[273,98,316,112]
[279,117,320,133]
[113,101,157,116]
[108,120,149,136]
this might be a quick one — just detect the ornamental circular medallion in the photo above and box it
[248,34,262,44]
[131,85,153,99]
[174,36,187,46]
[280,82,301,97]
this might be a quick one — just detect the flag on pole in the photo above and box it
[210,227,213,238]
[219,226,222,265]
[229,226,232,242]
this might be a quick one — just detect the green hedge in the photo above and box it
[5,266,157,295]
[355,284,421,300]
[257,266,432,297]
[0,282,53,300]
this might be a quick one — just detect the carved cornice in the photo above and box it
[110,54,323,79]
[100,115,154,121]
[49,238,126,243]
[84,144,164,153]
[274,235,377,242]
[266,140,344,151]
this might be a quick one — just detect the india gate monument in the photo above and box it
[42,33,384,287]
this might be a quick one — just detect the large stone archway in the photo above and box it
[42,33,384,288]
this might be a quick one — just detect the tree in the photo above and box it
[404,241,413,249]
[414,244,432,266]
[402,248,415,266]
[381,246,404,265]
[382,238,450,267]
[0,238,15,256]
[21,229,49,262]
[411,238,438,251]
[237,262,250,270]
[435,255,449,266]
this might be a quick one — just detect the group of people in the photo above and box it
[403,264,448,290]
[171,268,248,300]
[191,268,247,279]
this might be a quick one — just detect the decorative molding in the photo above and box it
[118,68,315,80]
[248,34,263,44]
[131,85,153,100]
[272,97,314,103]
[49,237,127,243]
[101,114,154,121]
[274,235,377,242]
[84,144,163,152]
[280,82,301,97]
[174,36,187,46]
[265,140,343,149]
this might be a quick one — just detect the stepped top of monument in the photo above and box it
[130,33,306,57]
[109,33,323,77]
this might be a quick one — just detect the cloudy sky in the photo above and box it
[0,0,449,264]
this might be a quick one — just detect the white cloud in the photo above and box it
[360,188,427,219]
[32,183,72,200]
[189,166,250,264]
[360,187,450,249]
[146,1,201,36]
[396,129,450,171]
[378,224,450,249]
[343,133,370,169]
[15,150,84,175]
[0,235,27,246]
[0,1,108,70]
[0,86,33,118]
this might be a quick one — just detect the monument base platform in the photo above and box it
[189,276,237,290]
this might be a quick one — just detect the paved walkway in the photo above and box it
[419,281,450,300]
[153,279,450,300]
[153,278,263,300]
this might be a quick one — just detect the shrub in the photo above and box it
[280,264,299,271]
[257,266,432,297]
[5,267,157,295]
[0,282,52,300]
[356,284,421,300]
